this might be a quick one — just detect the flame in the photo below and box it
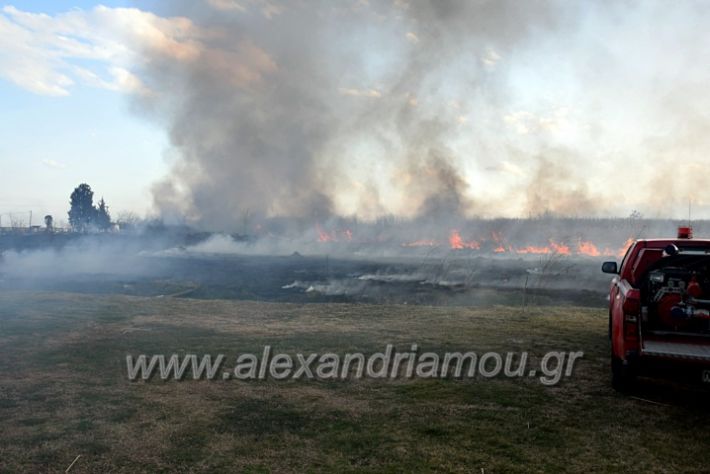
[577,240,601,257]
[512,240,571,255]
[549,241,571,255]
[449,230,480,250]
[449,230,463,249]
[316,225,354,242]
[520,238,632,258]
[618,238,634,258]
[491,230,512,253]
[400,231,635,258]
[316,224,336,242]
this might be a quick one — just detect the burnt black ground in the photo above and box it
[0,251,611,307]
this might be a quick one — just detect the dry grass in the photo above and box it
[1,290,709,472]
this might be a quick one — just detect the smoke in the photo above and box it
[0,236,162,282]
[137,0,563,228]
[524,153,600,217]
[135,0,710,229]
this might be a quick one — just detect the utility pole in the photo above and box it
[29,210,32,230]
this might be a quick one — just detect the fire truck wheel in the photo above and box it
[611,353,636,392]
[608,313,612,340]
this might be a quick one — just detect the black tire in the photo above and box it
[611,353,636,392]
[608,313,612,340]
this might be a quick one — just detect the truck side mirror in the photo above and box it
[602,261,618,274]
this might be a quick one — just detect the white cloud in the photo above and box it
[73,65,150,95]
[41,159,66,169]
[0,5,202,96]
[205,0,283,18]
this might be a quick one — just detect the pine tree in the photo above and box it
[95,197,112,231]
[68,184,94,232]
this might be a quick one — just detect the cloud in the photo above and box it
[41,159,66,169]
[0,5,201,96]
[205,0,283,18]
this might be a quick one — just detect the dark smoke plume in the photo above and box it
[138,0,567,229]
[137,0,710,229]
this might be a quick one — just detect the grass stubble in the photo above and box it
[0,291,709,473]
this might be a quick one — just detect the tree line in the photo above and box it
[68,183,112,232]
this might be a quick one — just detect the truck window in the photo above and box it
[619,244,633,274]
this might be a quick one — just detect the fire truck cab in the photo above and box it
[603,227,710,389]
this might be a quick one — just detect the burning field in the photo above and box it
[5,0,710,470]
[1,217,705,308]
[1,219,709,471]
[0,219,636,308]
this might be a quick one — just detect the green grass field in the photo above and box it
[1,290,709,472]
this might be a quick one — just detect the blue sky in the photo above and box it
[12,0,130,13]
[0,1,167,226]
[0,78,166,225]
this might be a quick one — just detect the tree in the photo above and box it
[116,211,140,232]
[68,184,95,232]
[95,197,111,231]
[44,215,53,231]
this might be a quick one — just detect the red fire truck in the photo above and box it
[603,226,710,389]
